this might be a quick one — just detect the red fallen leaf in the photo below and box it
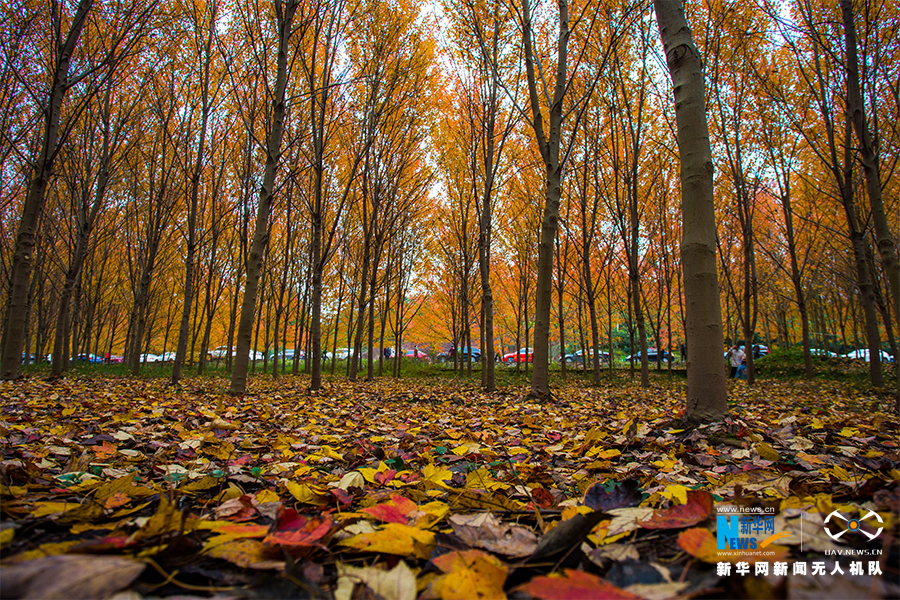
[522,569,642,600]
[642,490,713,530]
[329,488,353,506]
[361,495,417,524]
[263,509,334,548]
[374,469,397,485]
[71,535,134,552]
[229,455,254,466]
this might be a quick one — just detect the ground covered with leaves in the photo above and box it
[1,374,898,599]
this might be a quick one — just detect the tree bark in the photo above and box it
[1,0,92,379]
[230,0,298,395]
[841,0,898,405]
[654,0,728,420]
[173,1,216,384]
[521,0,567,400]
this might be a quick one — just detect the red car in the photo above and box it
[403,349,430,362]
[503,348,533,364]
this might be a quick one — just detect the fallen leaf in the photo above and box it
[432,549,507,600]
[263,509,334,548]
[449,513,538,557]
[0,554,144,599]
[642,490,713,529]
[335,560,417,600]
[339,523,435,559]
[522,569,642,600]
[204,538,284,569]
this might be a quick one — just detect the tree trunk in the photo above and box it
[841,0,898,405]
[173,2,216,384]
[229,0,298,395]
[654,0,728,420]
[1,0,92,380]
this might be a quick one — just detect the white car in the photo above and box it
[159,351,177,361]
[208,346,263,360]
[139,353,160,363]
[809,348,837,357]
[843,349,894,362]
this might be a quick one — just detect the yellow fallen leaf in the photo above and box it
[285,481,328,505]
[755,442,781,462]
[660,484,689,505]
[431,549,507,600]
[339,523,435,559]
[1,526,14,548]
[422,463,453,488]
[255,489,280,503]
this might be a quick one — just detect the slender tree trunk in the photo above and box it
[841,0,898,405]
[173,2,216,384]
[654,0,727,420]
[521,0,567,400]
[1,0,92,379]
[229,0,298,395]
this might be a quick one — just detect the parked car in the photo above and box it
[843,349,894,363]
[74,353,103,363]
[809,348,837,357]
[436,346,482,363]
[209,346,231,359]
[623,348,672,363]
[158,351,177,362]
[332,348,352,360]
[564,349,610,365]
[268,348,304,361]
[402,349,430,362]
[107,355,124,364]
[139,353,160,363]
[208,346,263,360]
[503,348,533,364]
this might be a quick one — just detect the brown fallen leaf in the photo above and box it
[0,554,145,599]
[449,513,538,558]
[642,490,713,529]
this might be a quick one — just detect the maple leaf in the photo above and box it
[263,509,334,549]
[431,549,507,600]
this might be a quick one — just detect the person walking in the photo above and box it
[725,344,745,378]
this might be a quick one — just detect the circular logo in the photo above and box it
[824,510,883,541]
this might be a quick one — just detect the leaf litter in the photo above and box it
[0,375,897,599]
